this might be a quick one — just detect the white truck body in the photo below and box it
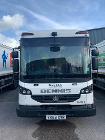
[95,40,105,73]
[17,30,96,119]
[0,44,13,76]
[93,40,105,90]
[0,44,19,90]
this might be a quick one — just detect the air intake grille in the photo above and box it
[31,94,80,103]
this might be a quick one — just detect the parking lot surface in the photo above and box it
[0,88,105,140]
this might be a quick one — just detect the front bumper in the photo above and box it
[16,104,96,118]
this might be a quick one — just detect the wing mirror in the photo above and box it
[91,48,99,56]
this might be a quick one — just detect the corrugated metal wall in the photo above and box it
[87,27,105,45]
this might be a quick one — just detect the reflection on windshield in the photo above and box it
[20,37,91,78]
[26,57,83,75]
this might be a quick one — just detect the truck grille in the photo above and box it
[31,94,80,103]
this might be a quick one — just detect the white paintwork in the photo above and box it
[24,81,87,95]
[19,80,93,106]
[21,30,89,38]
[86,92,93,104]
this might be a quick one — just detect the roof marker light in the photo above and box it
[75,31,89,34]
[21,32,34,36]
[51,32,57,36]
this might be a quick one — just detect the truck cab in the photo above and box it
[16,30,96,120]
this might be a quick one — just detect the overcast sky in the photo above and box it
[0,0,105,47]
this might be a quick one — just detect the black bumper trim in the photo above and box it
[16,104,96,118]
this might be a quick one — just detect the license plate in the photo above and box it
[46,115,66,120]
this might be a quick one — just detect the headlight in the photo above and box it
[80,84,93,94]
[19,86,32,95]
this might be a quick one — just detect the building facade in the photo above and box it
[86,27,105,45]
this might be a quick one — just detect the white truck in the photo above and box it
[15,30,98,120]
[93,40,105,90]
[0,44,18,91]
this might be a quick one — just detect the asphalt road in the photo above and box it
[0,88,105,140]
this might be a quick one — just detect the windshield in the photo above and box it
[20,37,91,79]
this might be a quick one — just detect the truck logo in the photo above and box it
[49,84,62,88]
[53,96,59,102]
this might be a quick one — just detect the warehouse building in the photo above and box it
[86,27,105,45]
